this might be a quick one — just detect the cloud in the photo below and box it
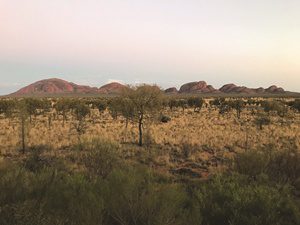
[106,79,124,84]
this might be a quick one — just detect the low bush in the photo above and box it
[233,147,300,185]
[160,114,171,123]
[82,138,121,178]
[196,174,300,225]
[0,144,299,225]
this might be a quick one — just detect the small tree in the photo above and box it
[187,97,204,112]
[96,100,107,114]
[290,99,300,112]
[108,97,123,120]
[261,100,287,117]
[17,100,29,154]
[22,98,46,123]
[71,102,90,143]
[54,98,71,126]
[168,98,179,111]
[0,99,16,118]
[121,85,163,146]
[218,102,231,115]
[178,99,188,113]
[255,113,271,130]
[108,97,135,142]
[210,97,226,108]
[229,99,245,119]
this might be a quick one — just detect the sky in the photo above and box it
[0,0,300,95]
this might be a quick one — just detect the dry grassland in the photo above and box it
[1,103,299,178]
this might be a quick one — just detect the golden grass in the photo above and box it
[0,104,299,178]
[1,107,299,152]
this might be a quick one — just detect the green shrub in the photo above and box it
[0,148,299,225]
[102,166,191,225]
[83,138,121,178]
[233,147,300,185]
[233,149,269,178]
[160,114,171,123]
[255,113,271,130]
[196,174,300,225]
[0,166,104,225]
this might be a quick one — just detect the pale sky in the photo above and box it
[0,0,299,94]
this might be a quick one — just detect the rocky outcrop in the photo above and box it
[164,87,178,94]
[9,78,289,96]
[265,85,285,93]
[11,78,99,96]
[98,82,126,94]
[219,84,255,94]
[179,81,218,93]
[219,83,285,94]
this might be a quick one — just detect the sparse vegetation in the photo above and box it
[0,94,299,224]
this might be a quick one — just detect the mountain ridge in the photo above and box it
[7,78,297,96]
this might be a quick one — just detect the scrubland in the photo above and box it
[0,95,300,225]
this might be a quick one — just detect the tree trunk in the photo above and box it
[237,110,240,119]
[62,112,66,127]
[21,115,26,154]
[138,114,143,146]
[124,118,129,143]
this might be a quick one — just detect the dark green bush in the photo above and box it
[102,166,193,225]
[196,174,300,225]
[83,138,121,178]
[233,147,300,185]
[0,145,299,225]
[255,113,271,129]
[160,114,171,123]
[0,166,104,225]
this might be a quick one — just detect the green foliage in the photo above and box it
[121,85,163,146]
[187,97,204,112]
[210,97,225,107]
[24,145,65,173]
[108,97,135,121]
[0,156,299,225]
[83,139,120,178]
[289,99,300,112]
[95,100,107,113]
[255,113,271,129]
[228,99,245,118]
[218,103,231,115]
[24,145,51,172]
[103,167,191,225]
[72,102,90,121]
[246,98,258,106]
[160,114,171,123]
[168,98,179,110]
[0,167,104,225]
[17,98,51,122]
[108,97,123,119]
[0,99,16,117]
[54,98,71,114]
[196,174,300,225]
[233,146,300,184]
[261,100,288,117]
[233,149,269,178]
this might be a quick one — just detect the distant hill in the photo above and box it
[9,78,126,96]
[98,82,127,94]
[178,81,219,93]
[166,81,288,95]
[219,83,285,94]
[7,78,297,97]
